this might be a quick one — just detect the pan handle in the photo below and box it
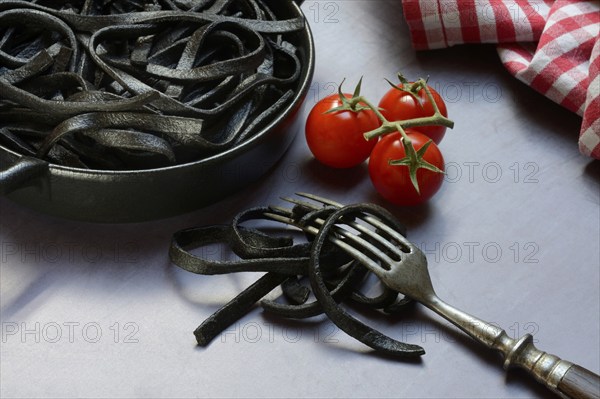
[0,156,48,195]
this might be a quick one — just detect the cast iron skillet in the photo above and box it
[0,0,314,223]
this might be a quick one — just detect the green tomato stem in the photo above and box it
[409,80,423,93]
[348,95,385,123]
[349,95,412,143]
[362,79,453,141]
[336,76,454,195]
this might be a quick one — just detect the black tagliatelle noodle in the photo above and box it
[0,0,303,170]
[169,202,426,358]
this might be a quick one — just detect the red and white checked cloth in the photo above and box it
[401,0,600,159]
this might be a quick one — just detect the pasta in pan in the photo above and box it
[0,0,303,170]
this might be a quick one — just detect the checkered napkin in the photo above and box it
[401,0,600,159]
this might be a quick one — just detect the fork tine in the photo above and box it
[294,193,411,251]
[275,196,409,258]
[329,238,384,273]
[272,204,388,251]
[338,218,403,257]
[264,211,383,272]
[334,228,396,269]
[268,205,295,216]
[357,216,413,253]
[289,196,408,256]
[265,208,395,272]
[280,196,322,210]
[262,211,296,225]
[263,212,321,236]
[295,192,344,208]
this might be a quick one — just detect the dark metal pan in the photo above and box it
[0,0,314,223]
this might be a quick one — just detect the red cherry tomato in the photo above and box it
[368,130,445,206]
[305,94,380,168]
[378,84,448,144]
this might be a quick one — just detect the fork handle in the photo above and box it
[499,333,600,399]
[557,364,600,399]
[424,297,599,399]
[505,333,600,399]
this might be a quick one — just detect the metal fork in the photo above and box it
[265,193,600,399]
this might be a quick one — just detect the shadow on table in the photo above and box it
[299,157,435,228]
[300,157,370,189]
[584,159,600,181]
[352,297,558,397]
[0,194,244,320]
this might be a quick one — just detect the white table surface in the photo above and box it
[1,1,599,398]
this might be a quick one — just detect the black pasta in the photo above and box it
[0,0,303,169]
[308,203,424,357]
[169,201,424,358]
